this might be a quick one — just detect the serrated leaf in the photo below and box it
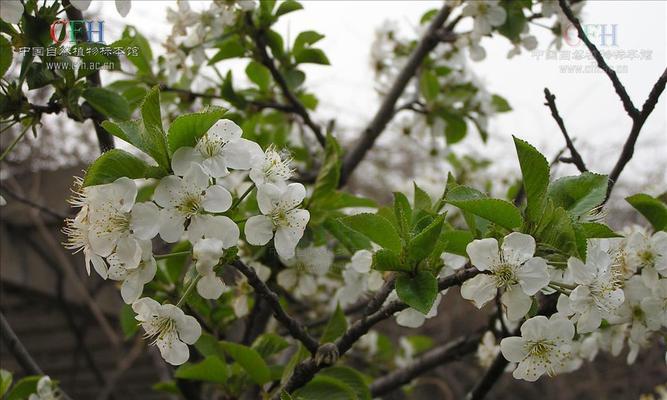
[293,31,325,54]
[293,375,358,400]
[294,48,330,65]
[408,215,444,264]
[393,192,412,239]
[167,107,227,154]
[195,333,226,359]
[175,356,228,384]
[492,94,512,112]
[0,35,12,78]
[321,305,347,343]
[626,193,667,231]
[276,0,303,17]
[548,172,608,219]
[210,35,245,63]
[446,186,523,230]
[310,134,341,207]
[340,213,402,252]
[318,367,371,400]
[514,137,550,223]
[372,249,408,272]
[220,341,271,385]
[580,222,622,238]
[83,149,164,187]
[323,218,372,253]
[439,229,474,257]
[413,183,432,211]
[253,333,290,359]
[395,271,437,314]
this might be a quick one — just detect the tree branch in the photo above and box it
[247,17,326,147]
[543,88,587,172]
[232,260,320,354]
[276,267,480,396]
[339,4,453,185]
[63,0,114,153]
[369,331,483,397]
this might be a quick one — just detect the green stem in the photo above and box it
[155,250,192,260]
[0,123,31,161]
[549,281,576,290]
[176,276,201,307]
[231,184,255,210]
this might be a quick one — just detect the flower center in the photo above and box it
[197,135,225,158]
[178,194,203,217]
[271,208,289,228]
[144,315,177,345]
[493,263,518,288]
[638,249,655,268]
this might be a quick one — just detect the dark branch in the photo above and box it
[543,88,587,172]
[369,332,483,397]
[232,260,320,354]
[63,0,114,153]
[558,0,638,118]
[276,267,480,396]
[0,185,68,220]
[247,17,326,147]
[339,4,453,186]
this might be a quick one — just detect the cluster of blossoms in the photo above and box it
[27,376,60,400]
[455,230,667,381]
[65,119,310,364]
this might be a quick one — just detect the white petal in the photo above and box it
[501,232,536,265]
[279,183,307,210]
[188,215,239,248]
[130,202,160,240]
[513,357,546,382]
[568,256,594,285]
[158,208,186,243]
[157,332,190,365]
[277,269,298,290]
[112,177,138,213]
[121,278,143,304]
[275,226,304,259]
[256,183,282,214]
[176,314,202,344]
[203,185,232,213]
[116,235,142,269]
[154,176,183,208]
[501,286,532,321]
[208,119,242,142]
[90,254,109,279]
[171,147,203,177]
[466,238,500,272]
[460,274,497,308]
[487,5,507,26]
[396,309,426,328]
[577,309,602,333]
[69,0,91,11]
[297,274,317,296]
[132,297,160,318]
[223,139,264,170]
[517,257,550,295]
[201,155,229,178]
[520,315,549,341]
[244,215,273,245]
[197,273,225,299]
[500,336,527,362]
[547,317,575,341]
[351,250,373,273]
[183,164,210,193]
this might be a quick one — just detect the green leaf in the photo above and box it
[626,193,667,231]
[413,183,432,211]
[372,248,408,272]
[221,70,247,108]
[0,370,12,397]
[323,192,377,210]
[167,106,227,154]
[533,201,579,257]
[419,70,439,102]
[323,218,372,253]
[116,26,153,77]
[293,31,325,54]
[175,356,228,384]
[6,376,40,400]
[294,375,358,400]
[395,271,438,314]
[310,134,341,207]
[210,35,246,63]
[580,222,622,238]
[446,186,524,230]
[439,229,474,257]
[0,35,12,78]
[136,86,170,169]
[513,137,550,223]
[340,213,402,253]
[253,333,290,359]
[195,333,226,359]
[497,1,527,42]
[82,87,131,120]
[318,367,371,400]
[119,304,139,339]
[393,192,412,239]
[321,305,347,343]
[548,172,608,219]
[408,215,444,264]
[491,94,512,112]
[294,48,330,65]
[83,149,163,187]
[220,341,271,385]
[246,61,272,92]
[439,111,467,145]
[281,344,309,385]
[276,0,303,17]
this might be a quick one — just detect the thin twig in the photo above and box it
[339,4,453,185]
[369,331,483,397]
[0,185,68,220]
[543,88,587,172]
[232,260,319,354]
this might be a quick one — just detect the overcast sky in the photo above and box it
[90,1,666,192]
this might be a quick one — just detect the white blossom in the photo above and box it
[249,145,293,187]
[133,298,201,365]
[477,331,500,368]
[244,183,310,259]
[626,231,667,277]
[192,238,227,299]
[108,241,157,304]
[277,245,333,298]
[0,0,23,24]
[500,315,575,381]
[461,233,550,320]
[28,376,59,400]
[395,293,442,328]
[171,119,262,178]
[462,0,507,38]
[70,0,132,17]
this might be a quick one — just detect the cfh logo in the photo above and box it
[563,23,618,47]
[50,19,105,44]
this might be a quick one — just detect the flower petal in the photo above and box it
[460,274,497,308]
[171,147,203,177]
[466,238,500,272]
[501,232,536,265]
[244,215,273,245]
[131,202,160,240]
[517,257,550,295]
[203,185,232,213]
